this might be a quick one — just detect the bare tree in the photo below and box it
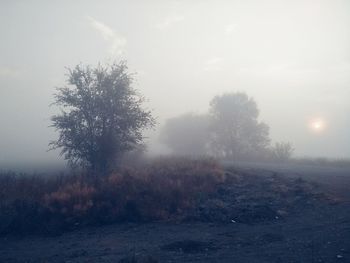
[209,92,270,161]
[50,61,155,173]
[271,142,294,161]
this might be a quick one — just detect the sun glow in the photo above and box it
[309,118,326,133]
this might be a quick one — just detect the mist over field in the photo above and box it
[2,3,350,262]
[1,0,350,171]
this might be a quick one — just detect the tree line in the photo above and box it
[50,61,293,173]
[160,93,293,162]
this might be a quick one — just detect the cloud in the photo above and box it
[204,57,224,71]
[156,14,184,30]
[225,23,238,35]
[86,16,126,56]
[0,67,20,78]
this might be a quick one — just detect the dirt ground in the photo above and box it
[1,164,350,263]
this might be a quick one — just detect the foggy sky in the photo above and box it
[1,0,350,168]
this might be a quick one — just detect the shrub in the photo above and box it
[0,157,225,235]
[271,142,294,162]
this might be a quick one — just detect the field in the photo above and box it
[1,159,349,262]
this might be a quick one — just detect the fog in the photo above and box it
[1,0,350,170]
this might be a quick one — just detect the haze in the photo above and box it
[1,0,349,170]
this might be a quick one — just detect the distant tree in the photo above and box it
[209,92,270,160]
[160,113,210,156]
[271,142,294,162]
[50,61,155,173]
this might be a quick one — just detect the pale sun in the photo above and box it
[309,119,326,133]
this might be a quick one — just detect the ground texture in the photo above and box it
[1,164,350,263]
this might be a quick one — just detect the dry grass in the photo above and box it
[1,157,325,236]
[291,157,350,168]
[0,157,224,235]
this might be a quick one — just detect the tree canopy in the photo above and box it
[159,92,277,161]
[208,92,270,160]
[50,61,155,172]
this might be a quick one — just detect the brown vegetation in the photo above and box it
[0,157,224,235]
[0,157,326,237]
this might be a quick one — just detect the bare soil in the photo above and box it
[1,165,350,263]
